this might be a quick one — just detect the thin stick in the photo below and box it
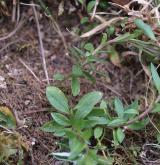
[12,0,17,22]
[16,0,20,23]
[21,108,49,115]
[32,1,50,84]
[38,0,68,52]
[19,59,41,83]
[0,125,13,133]
[0,20,24,41]
[148,115,160,134]
[91,0,99,20]
[20,2,40,7]
[97,81,121,96]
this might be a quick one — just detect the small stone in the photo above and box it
[0,76,7,89]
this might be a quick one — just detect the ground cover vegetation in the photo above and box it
[0,0,160,164]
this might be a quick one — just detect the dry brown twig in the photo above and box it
[91,0,99,20]
[0,20,24,41]
[31,1,50,85]
[19,59,41,83]
[49,17,68,53]
[80,17,124,38]
[12,0,17,22]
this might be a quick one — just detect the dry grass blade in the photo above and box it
[91,0,99,20]
[19,59,41,83]
[80,17,124,38]
[31,1,50,84]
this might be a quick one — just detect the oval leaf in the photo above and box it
[69,137,86,160]
[116,128,125,144]
[75,91,103,118]
[84,43,94,53]
[127,118,149,130]
[152,103,160,113]
[124,109,139,115]
[151,63,160,94]
[71,77,80,96]
[108,118,126,127]
[114,98,124,118]
[157,133,160,144]
[72,65,83,77]
[51,113,70,126]
[134,19,156,41]
[109,47,121,67]
[46,86,69,114]
[41,121,63,133]
[94,127,103,139]
[53,73,64,81]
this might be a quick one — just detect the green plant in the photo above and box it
[54,21,159,96]
[42,85,157,164]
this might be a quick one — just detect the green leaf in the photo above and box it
[100,100,107,109]
[73,46,85,56]
[84,43,94,53]
[88,116,109,125]
[151,63,160,94]
[127,118,149,130]
[70,118,87,130]
[69,47,81,61]
[124,109,139,115]
[83,120,98,128]
[113,129,119,146]
[108,118,126,127]
[71,77,80,96]
[114,98,124,118]
[109,47,121,67]
[83,71,96,83]
[41,121,63,133]
[69,137,86,160]
[134,19,156,41]
[101,33,108,44]
[77,150,97,165]
[82,129,92,140]
[94,127,103,139]
[126,100,139,110]
[78,0,84,5]
[75,91,103,118]
[112,33,132,43]
[51,113,70,126]
[88,108,106,117]
[98,156,114,165]
[81,17,89,24]
[54,130,66,137]
[106,26,115,36]
[116,128,125,144]
[46,86,69,114]
[72,65,83,77]
[152,103,160,113]
[53,73,64,81]
[87,0,96,13]
[157,133,160,143]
